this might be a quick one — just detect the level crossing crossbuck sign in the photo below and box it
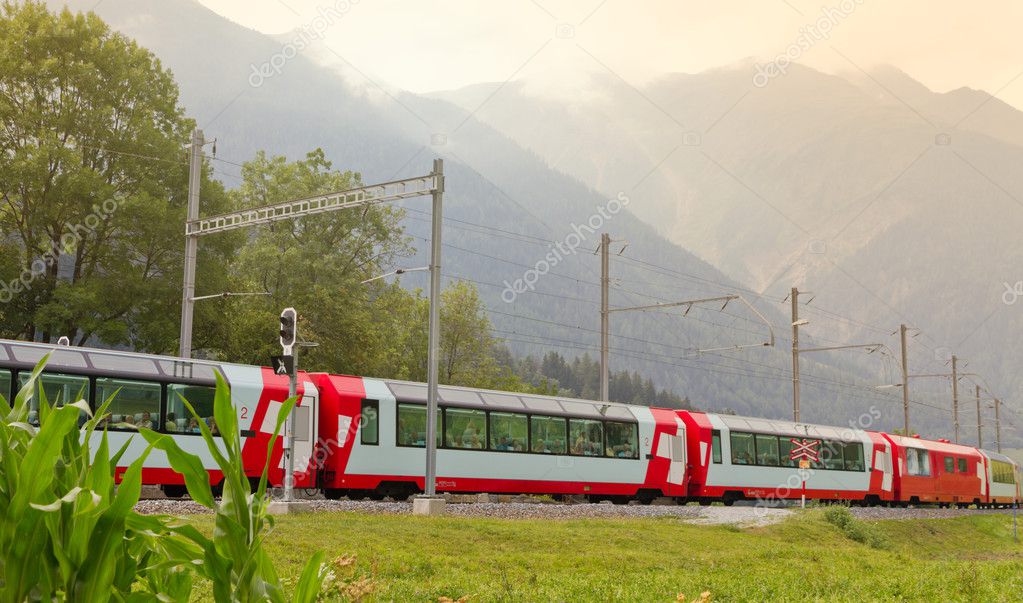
[789,438,820,462]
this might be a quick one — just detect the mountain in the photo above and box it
[432,64,1023,444]
[40,0,973,439]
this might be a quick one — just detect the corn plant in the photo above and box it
[0,355,325,602]
[141,371,325,603]
[0,355,199,601]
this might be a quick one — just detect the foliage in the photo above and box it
[0,1,234,350]
[0,355,325,601]
[823,505,891,550]
[141,371,324,602]
[0,355,193,600]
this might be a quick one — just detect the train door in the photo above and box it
[285,389,318,486]
[661,424,686,488]
[874,442,893,496]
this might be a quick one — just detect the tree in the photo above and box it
[203,149,411,375]
[0,2,232,350]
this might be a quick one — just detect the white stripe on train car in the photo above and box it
[343,381,656,486]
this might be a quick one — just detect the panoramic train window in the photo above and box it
[777,437,798,468]
[19,372,90,426]
[958,458,967,473]
[396,403,440,448]
[360,400,378,445]
[445,407,486,449]
[166,384,216,435]
[993,460,1015,484]
[711,431,722,464]
[905,448,931,476]
[97,378,161,431]
[944,456,955,473]
[754,434,780,466]
[490,412,528,451]
[821,441,844,470]
[0,369,11,402]
[842,442,864,471]
[730,432,755,465]
[530,415,566,454]
[605,422,639,459]
[569,419,603,456]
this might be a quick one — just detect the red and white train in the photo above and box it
[2,339,1019,507]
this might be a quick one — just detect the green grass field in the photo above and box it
[186,509,1023,602]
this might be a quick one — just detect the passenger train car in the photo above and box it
[0,338,1018,507]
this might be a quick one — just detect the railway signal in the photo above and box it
[789,438,820,509]
[279,307,298,504]
[279,307,297,354]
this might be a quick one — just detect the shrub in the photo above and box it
[823,505,890,550]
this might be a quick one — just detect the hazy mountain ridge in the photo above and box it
[38,0,990,440]
[433,63,1023,443]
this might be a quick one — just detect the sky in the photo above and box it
[195,0,1023,110]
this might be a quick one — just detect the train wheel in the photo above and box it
[347,490,368,501]
[162,484,187,499]
[323,489,346,500]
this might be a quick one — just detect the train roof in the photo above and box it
[883,432,984,456]
[366,377,643,422]
[978,449,1018,465]
[0,338,242,384]
[704,412,869,442]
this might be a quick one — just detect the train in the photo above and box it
[2,338,1020,507]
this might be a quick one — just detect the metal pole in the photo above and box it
[951,355,960,443]
[179,128,203,358]
[995,398,1002,453]
[976,384,983,449]
[791,287,800,422]
[424,158,444,497]
[900,324,910,434]
[284,344,297,502]
[600,233,610,403]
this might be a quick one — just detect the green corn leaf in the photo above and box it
[139,428,215,508]
[292,550,326,603]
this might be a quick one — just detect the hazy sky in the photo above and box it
[197,0,1023,108]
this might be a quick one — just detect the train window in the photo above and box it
[396,403,440,448]
[531,415,567,454]
[166,384,217,435]
[96,378,161,431]
[944,456,954,474]
[0,369,11,402]
[730,432,755,465]
[958,458,967,473]
[606,422,638,459]
[360,400,379,445]
[821,441,844,471]
[755,434,780,466]
[993,461,1015,484]
[444,408,486,449]
[490,412,528,452]
[905,448,931,476]
[842,442,864,471]
[569,418,603,456]
[778,438,798,468]
[19,372,90,427]
[711,431,722,464]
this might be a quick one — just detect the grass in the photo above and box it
[184,509,1023,602]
